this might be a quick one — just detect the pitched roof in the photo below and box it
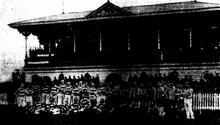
[8,1,220,28]
[86,1,132,18]
[124,1,220,14]
[9,11,92,27]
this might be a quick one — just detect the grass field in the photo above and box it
[0,105,219,125]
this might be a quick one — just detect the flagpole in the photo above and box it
[62,0,65,14]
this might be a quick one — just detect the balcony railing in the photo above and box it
[25,48,220,67]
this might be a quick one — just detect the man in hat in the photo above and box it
[183,82,195,120]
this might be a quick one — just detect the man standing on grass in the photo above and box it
[183,82,195,120]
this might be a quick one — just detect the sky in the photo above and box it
[1,0,220,82]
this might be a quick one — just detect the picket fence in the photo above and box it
[0,93,219,110]
[192,93,220,110]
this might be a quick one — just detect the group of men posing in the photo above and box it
[14,78,195,119]
[127,81,195,119]
[15,79,107,113]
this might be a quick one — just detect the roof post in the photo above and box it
[62,0,65,14]
[20,31,31,64]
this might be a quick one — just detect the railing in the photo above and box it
[26,49,220,67]
[193,93,220,110]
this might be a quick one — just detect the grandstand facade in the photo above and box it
[8,1,220,82]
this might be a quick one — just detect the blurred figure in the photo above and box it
[15,83,26,107]
[57,80,66,105]
[72,83,81,105]
[26,84,34,106]
[50,82,59,105]
[63,81,73,106]
[165,82,176,110]
[71,97,80,112]
[59,72,64,81]
[41,81,51,104]
[32,82,40,104]
[183,82,195,120]
[89,83,98,102]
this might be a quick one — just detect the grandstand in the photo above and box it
[6,1,220,124]
[8,0,220,82]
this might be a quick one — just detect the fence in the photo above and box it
[193,93,220,110]
[0,92,219,110]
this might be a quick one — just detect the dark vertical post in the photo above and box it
[189,29,192,48]
[158,30,163,61]
[25,36,28,60]
[49,38,51,57]
[128,31,130,51]
[74,30,76,53]
[99,31,102,52]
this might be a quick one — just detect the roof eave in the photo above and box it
[8,7,220,29]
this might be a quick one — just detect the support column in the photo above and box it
[189,29,192,48]
[48,38,51,57]
[158,30,163,61]
[128,31,130,51]
[25,36,28,60]
[99,31,102,52]
[73,30,76,53]
[20,31,31,64]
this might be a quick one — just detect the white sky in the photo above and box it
[1,0,220,82]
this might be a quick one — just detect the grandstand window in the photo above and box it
[102,29,128,52]
[160,28,189,51]
[192,27,220,50]
[75,29,99,53]
[130,29,158,52]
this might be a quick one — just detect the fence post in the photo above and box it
[219,93,220,110]
[192,93,220,112]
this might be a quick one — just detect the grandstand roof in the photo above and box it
[8,1,220,28]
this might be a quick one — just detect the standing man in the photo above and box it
[32,83,40,105]
[72,84,81,105]
[41,81,51,104]
[15,83,27,107]
[165,82,176,110]
[58,80,66,105]
[155,82,166,117]
[183,82,195,120]
[26,84,34,106]
[146,82,156,108]
[89,83,98,103]
[64,81,73,106]
[50,82,59,105]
